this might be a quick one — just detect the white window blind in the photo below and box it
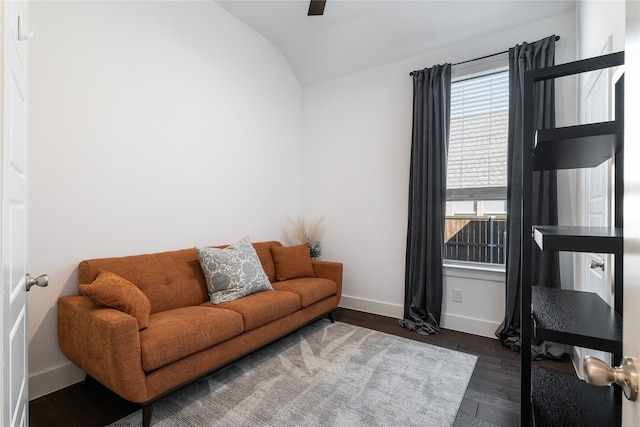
[447,70,509,200]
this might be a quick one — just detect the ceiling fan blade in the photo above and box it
[308,0,326,16]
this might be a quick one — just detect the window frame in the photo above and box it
[444,58,509,272]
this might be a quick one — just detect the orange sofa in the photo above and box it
[57,241,342,427]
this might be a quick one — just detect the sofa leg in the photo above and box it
[142,403,154,427]
[83,374,95,386]
[328,311,335,323]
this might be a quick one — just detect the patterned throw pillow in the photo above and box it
[195,236,273,304]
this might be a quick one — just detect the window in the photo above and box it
[445,69,508,266]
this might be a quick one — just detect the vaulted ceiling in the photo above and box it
[216,0,577,86]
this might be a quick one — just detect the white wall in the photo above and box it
[578,0,626,58]
[27,1,302,398]
[302,10,577,338]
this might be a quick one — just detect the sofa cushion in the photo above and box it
[139,306,243,372]
[195,236,273,304]
[271,243,316,281]
[78,248,210,315]
[79,270,151,330]
[205,290,300,331]
[272,278,337,308]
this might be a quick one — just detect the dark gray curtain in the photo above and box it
[496,35,562,355]
[400,64,451,335]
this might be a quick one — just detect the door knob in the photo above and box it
[25,274,48,292]
[589,258,605,271]
[584,356,639,401]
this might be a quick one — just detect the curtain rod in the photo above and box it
[409,35,560,76]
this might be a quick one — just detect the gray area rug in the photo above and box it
[109,320,477,426]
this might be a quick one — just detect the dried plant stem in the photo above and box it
[283,216,326,257]
[306,217,325,244]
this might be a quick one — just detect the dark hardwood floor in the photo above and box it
[30,308,575,427]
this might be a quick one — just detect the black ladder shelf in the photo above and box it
[520,51,624,426]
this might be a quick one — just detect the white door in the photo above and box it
[583,63,611,305]
[1,2,37,426]
[623,1,640,424]
[574,40,614,377]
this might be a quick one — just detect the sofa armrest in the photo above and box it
[311,261,343,302]
[57,296,148,403]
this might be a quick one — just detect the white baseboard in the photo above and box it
[571,346,584,380]
[339,295,403,319]
[440,313,499,339]
[29,362,85,400]
[339,295,499,339]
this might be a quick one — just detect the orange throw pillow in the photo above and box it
[79,270,151,330]
[271,243,316,281]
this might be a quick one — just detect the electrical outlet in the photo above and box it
[453,289,463,303]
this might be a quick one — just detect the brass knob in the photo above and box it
[584,356,639,401]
